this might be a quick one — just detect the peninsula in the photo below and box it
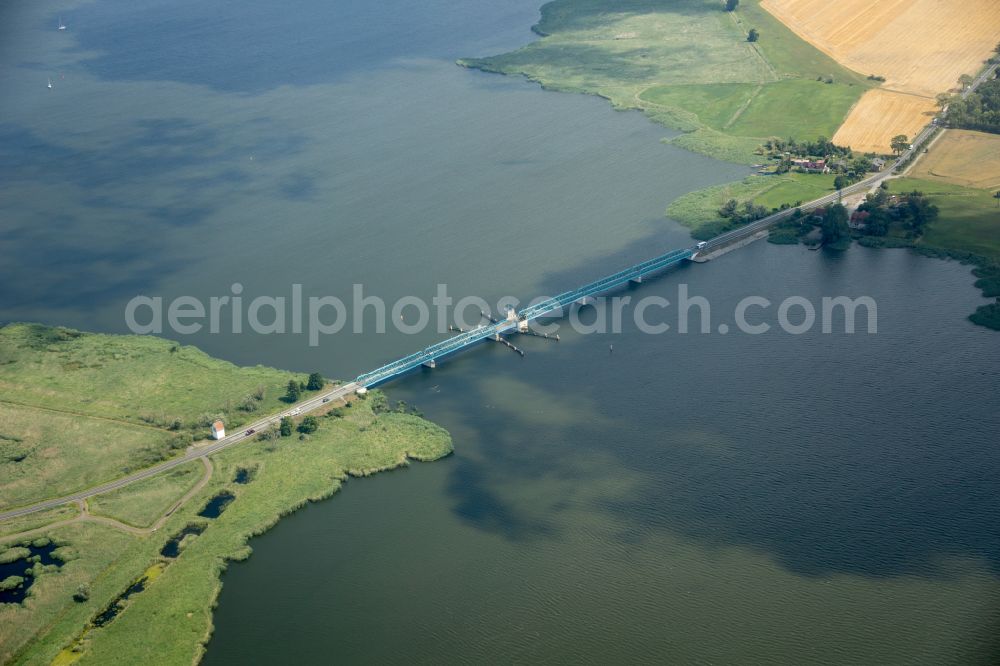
[0,323,451,664]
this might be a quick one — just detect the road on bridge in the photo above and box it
[2,62,995,524]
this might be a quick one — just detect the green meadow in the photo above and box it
[889,178,1000,262]
[0,505,78,540]
[0,323,298,432]
[0,403,179,509]
[0,323,306,509]
[0,325,452,665]
[461,0,871,162]
[87,461,206,529]
[667,173,837,232]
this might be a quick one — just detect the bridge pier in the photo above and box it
[422,359,436,369]
[629,276,643,285]
[493,337,525,357]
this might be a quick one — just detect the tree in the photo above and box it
[284,380,301,403]
[73,583,90,603]
[725,0,739,10]
[297,416,319,434]
[850,156,873,175]
[833,175,849,191]
[935,92,952,109]
[279,417,293,437]
[821,204,850,244]
[994,191,1000,208]
[959,74,974,89]
[256,425,280,441]
[890,134,909,155]
[902,191,938,233]
[306,372,325,391]
[719,199,739,218]
[238,395,259,413]
[944,79,1000,133]
[866,208,890,237]
[747,28,759,42]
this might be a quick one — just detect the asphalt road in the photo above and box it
[2,63,995,524]
[0,382,359,521]
[699,61,998,254]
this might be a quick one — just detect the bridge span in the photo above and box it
[356,247,695,387]
[7,63,992,521]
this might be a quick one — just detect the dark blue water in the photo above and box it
[197,492,235,518]
[160,524,206,558]
[0,543,61,605]
[233,468,254,484]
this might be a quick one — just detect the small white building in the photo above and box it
[211,420,225,440]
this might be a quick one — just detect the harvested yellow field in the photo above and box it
[910,130,1000,190]
[761,0,1000,98]
[832,89,936,154]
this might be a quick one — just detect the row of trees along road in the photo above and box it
[284,372,326,402]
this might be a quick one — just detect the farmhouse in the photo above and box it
[792,158,830,174]
[871,157,887,171]
[211,420,225,440]
[849,210,869,230]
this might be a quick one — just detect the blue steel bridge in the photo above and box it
[355,246,695,387]
[353,49,999,389]
[5,59,985,522]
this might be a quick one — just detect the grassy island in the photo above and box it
[0,324,452,664]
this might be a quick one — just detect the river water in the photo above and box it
[2,0,999,663]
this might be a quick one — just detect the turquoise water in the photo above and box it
[2,0,999,663]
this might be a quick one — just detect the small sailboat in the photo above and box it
[47,77,53,89]
[58,17,67,30]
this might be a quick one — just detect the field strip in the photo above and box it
[723,85,764,130]
[727,11,778,82]
[901,129,948,177]
[86,457,214,531]
[876,87,936,102]
[0,458,214,542]
[760,0,1000,98]
[0,398,172,433]
[832,89,937,154]
[908,129,1000,190]
[0,509,80,545]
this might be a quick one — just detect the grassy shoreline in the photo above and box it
[668,173,1000,329]
[667,172,837,236]
[0,322,308,511]
[460,0,871,163]
[0,325,453,664]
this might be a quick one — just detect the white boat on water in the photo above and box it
[47,77,53,89]
[58,18,67,30]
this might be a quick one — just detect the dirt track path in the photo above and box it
[0,457,213,545]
